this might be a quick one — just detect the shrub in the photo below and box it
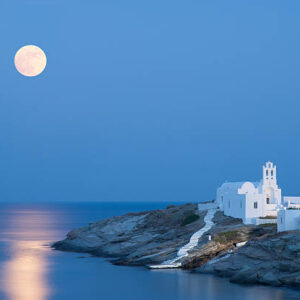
[181,213,200,226]
[213,230,239,243]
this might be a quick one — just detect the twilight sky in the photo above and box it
[1,1,300,202]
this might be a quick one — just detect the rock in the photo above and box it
[261,271,281,286]
[195,231,300,288]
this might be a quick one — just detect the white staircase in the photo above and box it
[149,208,217,269]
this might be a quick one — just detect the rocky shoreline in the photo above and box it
[196,231,300,288]
[53,203,300,289]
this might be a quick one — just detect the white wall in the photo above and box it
[264,203,278,217]
[278,209,300,232]
[223,193,246,220]
[244,193,264,224]
[254,218,277,225]
[217,185,245,220]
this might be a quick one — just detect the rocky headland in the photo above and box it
[53,203,300,289]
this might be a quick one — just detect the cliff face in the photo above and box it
[196,232,300,288]
[53,203,299,289]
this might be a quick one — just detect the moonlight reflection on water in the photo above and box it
[0,210,56,300]
[3,240,50,300]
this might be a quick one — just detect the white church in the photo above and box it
[216,161,300,231]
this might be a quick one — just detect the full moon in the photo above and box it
[14,45,47,77]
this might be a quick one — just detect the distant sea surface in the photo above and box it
[0,202,298,300]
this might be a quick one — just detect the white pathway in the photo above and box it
[149,208,217,269]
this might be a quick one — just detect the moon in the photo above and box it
[14,45,47,77]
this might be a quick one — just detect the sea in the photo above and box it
[0,202,298,300]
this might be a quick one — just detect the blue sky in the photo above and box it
[1,1,300,202]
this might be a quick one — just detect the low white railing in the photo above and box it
[254,218,277,225]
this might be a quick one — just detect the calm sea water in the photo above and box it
[0,202,298,300]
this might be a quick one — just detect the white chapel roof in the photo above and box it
[220,181,260,190]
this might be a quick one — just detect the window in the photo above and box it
[266,170,269,176]
[271,170,273,176]
[281,217,283,224]
[254,202,258,209]
[266,197,270,204]
[221,196,223,203]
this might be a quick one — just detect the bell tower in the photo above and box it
[263,161,277,187]
[262,161,281,206]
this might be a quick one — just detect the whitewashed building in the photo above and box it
[278,209,300,232]
[277,197,300,232]
[216,162,282,224]
[283,196,300,209]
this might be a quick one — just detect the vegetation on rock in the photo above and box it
[213,230,239,243]
[181,213,200,226]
